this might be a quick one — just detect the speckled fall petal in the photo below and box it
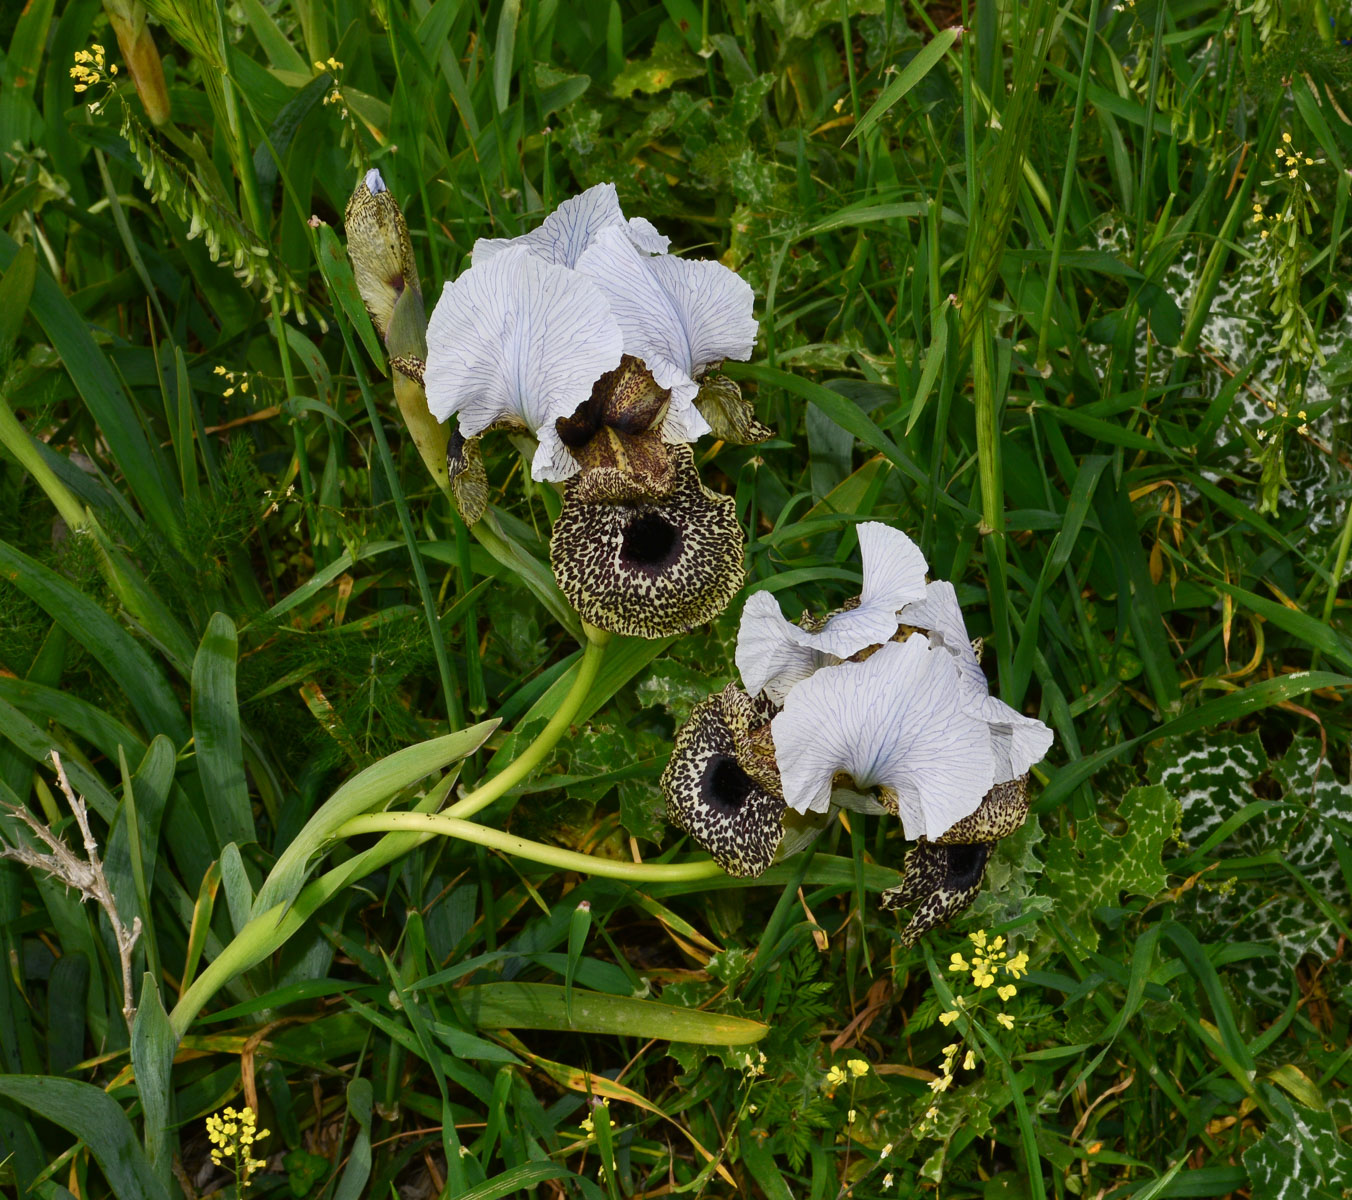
[661,686,786,876]
[549,444,745,638]
[880,776,1031,943]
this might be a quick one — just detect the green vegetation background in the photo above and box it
[1,0,1351,1196]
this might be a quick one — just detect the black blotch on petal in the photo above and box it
[703,754,755,817]
[621,512,681,572]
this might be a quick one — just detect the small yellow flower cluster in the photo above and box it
[212,364,252,398]
[579,1099,609,1141]
[948,929,1027,995]
[741,1049,768,1077]
[1274,132,1320,182]
[922,931,1028,1130]
[205,1105,269,1190]
[823,1057,870,1090]
[70,45,117,113]
[316,58,348,117]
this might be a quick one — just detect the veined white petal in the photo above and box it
[734,523,928,701]
[901,580,1053,782]
[626,215,671,255]
[735,590,828,704]
[578,226,757,419]
[772,637,994,840]
[660,400,712,445]
[899,581,988,699]
[471,183,671,268]
[977,694,1055,783]
[471,182,625,268]
[424,247,623,481]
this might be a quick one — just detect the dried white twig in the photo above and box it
[0,752,142,1030]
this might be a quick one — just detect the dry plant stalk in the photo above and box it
[0,752,142,1029]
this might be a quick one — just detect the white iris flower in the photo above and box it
[424,183,757,482]
[733,522,1053,842]
[735,523,929,703]
[424,245,624,481]
[471,181,669,268]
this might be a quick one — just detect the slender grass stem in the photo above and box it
[1036,0,1101,371]
[336,812,724,883]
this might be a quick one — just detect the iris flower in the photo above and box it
[663,521,1053,939]
[423,183,761,635]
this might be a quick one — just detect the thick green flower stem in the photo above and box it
[444,627,610,821]
[337,812,726,884]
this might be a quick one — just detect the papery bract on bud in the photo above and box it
[424,245,624,481]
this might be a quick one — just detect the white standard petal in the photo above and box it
[471,182,628,268]
[772,637,994,840]
[899,580,987,700]
[424,247,624,480]
[735,590,828,704]
[803,523,929,659]
[901,580,1053,782]
[578,226,757,418]
[626,215,671,254]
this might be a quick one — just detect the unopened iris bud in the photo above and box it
[345,168,421,342]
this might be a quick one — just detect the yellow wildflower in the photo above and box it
[963,1050,976,1070]
[939,1009,960,1026]
[826,1065,848,1087]
[998,984,1017,1001]
[847,1058,870,1078]
[997,1013,1015,1030]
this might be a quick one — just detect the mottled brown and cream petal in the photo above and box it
[549,444,744,638]
[447,428,489,526]
[934,775,1029,845]
[661,689,786,877]
[881,840,995,946]
[694,374,773,445]
[344,169,420,341]
[557,356,677,501]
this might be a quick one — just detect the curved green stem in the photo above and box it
[337,812,725,883]
[444,627,610,820]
